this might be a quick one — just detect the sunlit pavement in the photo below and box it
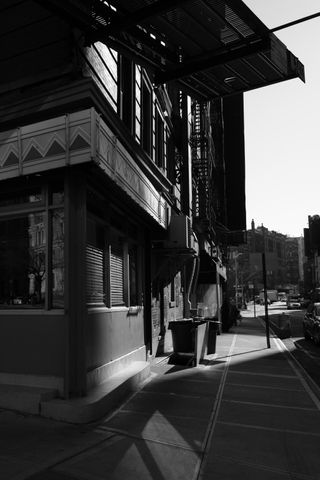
[2,312,320,480]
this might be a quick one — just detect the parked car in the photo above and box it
[303,302,320,345]
[287,295,301,310]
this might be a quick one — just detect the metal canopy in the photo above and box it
[42,0,305,100]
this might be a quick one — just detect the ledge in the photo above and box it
[41,361,150,424]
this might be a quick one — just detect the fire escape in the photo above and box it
[190,100,216,246]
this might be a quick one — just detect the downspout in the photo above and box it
[184,254,200,318]
[216,266,221,322]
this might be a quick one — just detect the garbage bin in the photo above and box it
[205,317,221,354]
[168,319,207,365]
[168,319,194,353]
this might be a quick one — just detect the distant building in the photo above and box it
[228,220,303,298]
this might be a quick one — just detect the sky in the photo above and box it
[242,1,320,237]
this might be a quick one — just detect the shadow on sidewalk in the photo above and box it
[25,317,316,480]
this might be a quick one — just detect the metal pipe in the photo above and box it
[271,11,320,32]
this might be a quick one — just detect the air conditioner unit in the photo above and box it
[166,214,193,249]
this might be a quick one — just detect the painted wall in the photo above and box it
[0,312,65,376]
[86,308,145,375]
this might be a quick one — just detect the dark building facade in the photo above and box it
[0,1,304,420]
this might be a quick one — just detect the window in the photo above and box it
[119,56,134,133]
[0,186,43,207]
[110,241,125,306]
[155,109,165,169]
[0,183,64,309]
[135,66,141,142]
[51,209,64,308]
[0,214,46,307]
[85,216,141,308]
[141,78,152,155]
[84,43,118,112]
[86,220,105,305]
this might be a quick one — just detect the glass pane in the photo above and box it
[0,214,46,308]
[51,209,64,308]
[0,187,43,208]
[51,190,64,206]
[49,180,64,206]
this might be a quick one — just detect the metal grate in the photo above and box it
[45,0,304,100]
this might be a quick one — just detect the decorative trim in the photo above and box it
[0,107,169,228]
[0,109,91,179]
[97,119,168,228]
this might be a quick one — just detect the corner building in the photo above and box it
[0,1,304,417]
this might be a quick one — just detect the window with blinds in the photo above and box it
[86,244,104,304]
[86,215,141,309]
[110,244,124,306]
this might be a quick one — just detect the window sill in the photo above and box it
[0,309,64,315]
[87,305,129,313]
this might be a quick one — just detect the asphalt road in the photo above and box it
[243,302,320,392]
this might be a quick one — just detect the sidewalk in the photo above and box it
[2,313,320,480]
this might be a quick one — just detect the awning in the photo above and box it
[43,0,305,100]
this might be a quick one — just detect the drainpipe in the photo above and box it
[216,266,221,322]
[184,254,199,318]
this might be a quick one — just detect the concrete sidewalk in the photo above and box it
[2,314,320,480]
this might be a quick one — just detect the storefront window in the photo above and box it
[0,181,65,310]
[0,214,46,308]
[51,209,64,308]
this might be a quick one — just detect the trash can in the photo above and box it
[168,319,194,353]
[205,317,221,354]
[168,319,207,366]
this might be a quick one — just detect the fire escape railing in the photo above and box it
[190,100,215,239]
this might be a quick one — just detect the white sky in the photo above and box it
[242,1,320,237]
